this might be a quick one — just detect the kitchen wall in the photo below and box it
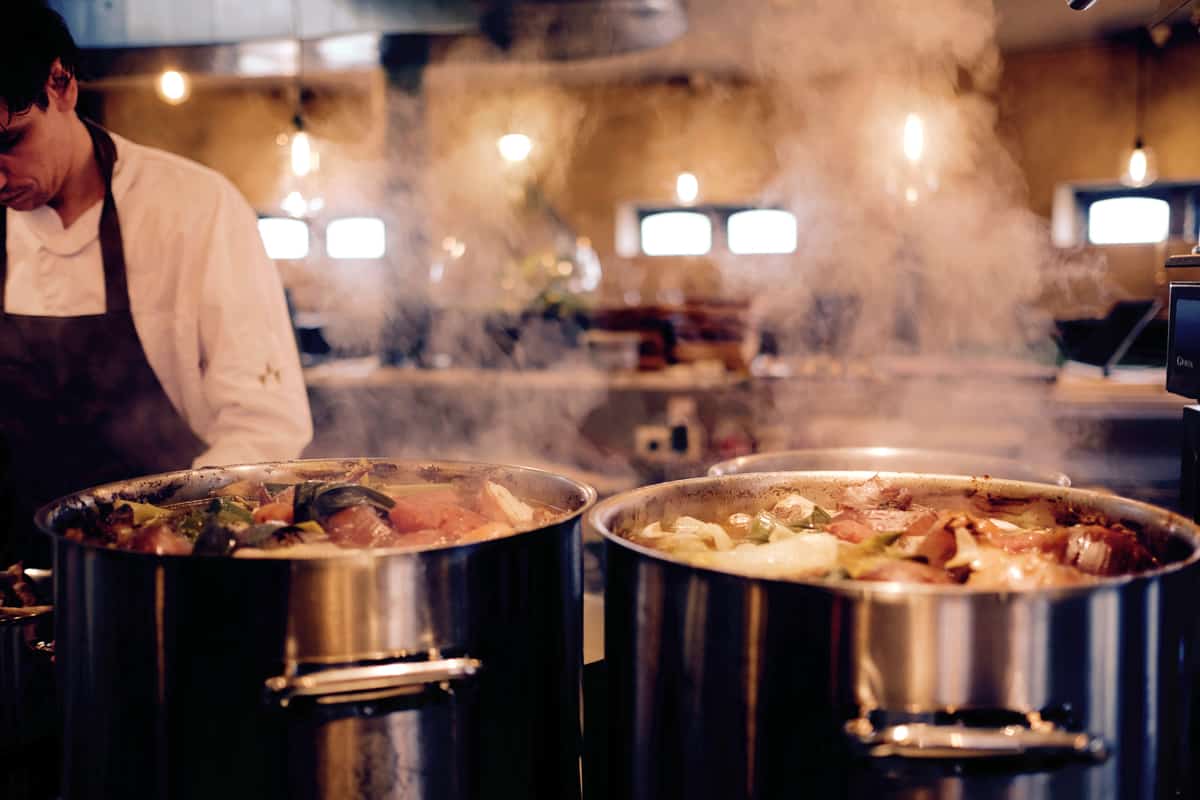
[92,69,423,336]
[420,73,776,305]
[999,30,1200,306]
[86,23,1200,317]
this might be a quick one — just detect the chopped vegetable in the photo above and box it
[116,500,169,525]
[59,474,551,557]
[482,481,535,526]
[623,476,1167,588]
[944,524,981,569]
[839,531,905,578]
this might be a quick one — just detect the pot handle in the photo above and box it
[844,718,1108,762]
[265,656,482,707]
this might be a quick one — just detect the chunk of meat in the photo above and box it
[976,521,1069,560]
[967,548,1093,590]
[827,511,876,543]
[915,525,957,569]
[840,477,913,510]
[128,522,193,556]
[326,506,401,548]
[253,501,293,525]
[388,491,489,538]
[1064,525,1158,577]
[857,560,957,584]
[858,507,938,536]
[827,506,937,543]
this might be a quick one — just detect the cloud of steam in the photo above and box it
[308,0,1115,483]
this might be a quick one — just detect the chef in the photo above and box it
[0,3,313,564]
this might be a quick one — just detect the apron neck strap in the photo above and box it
[84,119,130,313]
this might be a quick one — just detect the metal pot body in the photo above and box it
[0,570,55,754]
[39,459,595,800]
[589,472,1200,800]
[709,447,1071,486]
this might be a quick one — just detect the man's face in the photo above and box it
[0,72,77,211]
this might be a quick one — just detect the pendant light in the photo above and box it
[1120,39,1158,188]
[280,0,322,217]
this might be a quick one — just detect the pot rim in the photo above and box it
[708,447,1071,487]
[587,470,1200,599]
[35,457,598,562]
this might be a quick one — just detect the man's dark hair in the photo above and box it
[1,2,81,123]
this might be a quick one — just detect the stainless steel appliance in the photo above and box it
[708,447,1071,486]
[587,471,1200,799]
[0,569,54,755]
[1166,252,1200,521]
[36,459,596,800]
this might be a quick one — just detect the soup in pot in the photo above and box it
[58,464,560,557]
[625,476,1173,589]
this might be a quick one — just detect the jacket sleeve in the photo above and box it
[189,182,313,467]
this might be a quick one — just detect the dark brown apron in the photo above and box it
[0,120,205,565]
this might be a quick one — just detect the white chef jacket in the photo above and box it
[3,132,313,467]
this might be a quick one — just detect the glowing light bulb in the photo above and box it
[1128,149,1147,184]
[157,70,190,105]
[497,133,533,163]
[1119,140,1158,188]
[282,191,308,218]
[903,113,924,164]
[676,172,699,204]
[904,186,919,205]
[291,131,313,178]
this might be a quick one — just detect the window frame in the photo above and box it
[632,204,797,258]
[256,215,311,261]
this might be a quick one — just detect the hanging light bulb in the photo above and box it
[902,113,924,164]
[156,69,191,105]
[675,172,699,204]
[1121,140,1158,188]
[1119,41,1158,188]
[281,191,308,219]
[497,133,533,163]
[291,130,313,177]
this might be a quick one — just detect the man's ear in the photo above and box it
[46,59,78,111]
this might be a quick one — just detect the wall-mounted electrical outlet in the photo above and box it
[634,424,673,461]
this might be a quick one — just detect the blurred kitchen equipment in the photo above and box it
[709,446,1071,486]
[588,472,1200,799]
[588,301,756,372]
[1166,250,1200,520]
[1054,299,1166,375]
[581,330,641,371]
[38,460,595,800]
[480,0,688,59]
[0,569,54,755]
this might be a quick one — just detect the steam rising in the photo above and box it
[302,0,1113,483]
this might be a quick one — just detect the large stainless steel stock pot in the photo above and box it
[586,471,1200,800]
[37,459,596,800]
[0,569,54,755]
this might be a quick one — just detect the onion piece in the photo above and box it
[483,481,535,526]
[727,513,754,536]
[640,521,667,539]
[945,525,981,569]
[696,532,839,577]
[674,516,734,551]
